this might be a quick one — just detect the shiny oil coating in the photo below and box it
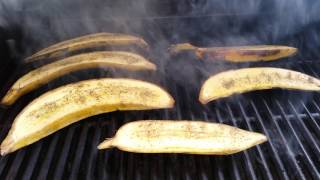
[199,45,297,62]
[1,51,156,105]
[98,120,267,155]
[0,79,174,155]
[169,43,297,62]
[199,67,320,104]
[25,32,149,62]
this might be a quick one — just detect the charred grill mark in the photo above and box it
[88,89,102,101]
[265,74,272,82]
[260,72,272,82]
[199,123,206,131]
[75,95,87,104]
[202,49,226,59]
[186,123,193,138]
[308,76,314,83]
[287,72,293,80]
[274,72,282,79]
[245,75,251,83]
[139,89,158,100]
[259,71,271,82]
[222,79,235,89]
[238,49,281,56]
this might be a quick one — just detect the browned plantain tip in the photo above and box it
[97,138,114,149]
[0,138,14,156]
[169,43,197,54]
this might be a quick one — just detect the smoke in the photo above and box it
[0,0,318,168]
[0,0,320,101]
[0,0,319,54]
[1,0,318,97]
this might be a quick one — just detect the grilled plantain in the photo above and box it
[0,79,174,155]
[199,67,320,104]
[1,51,156,106]
[25,32,149,63]
[169,43,297,62]
[98,120,267,155]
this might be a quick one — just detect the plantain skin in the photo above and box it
[25,32,149,63]
[199,67,320,104]
[0,79,174,155]
[1,51,156,106]
[169,43,297,62]
[98,120,267,155]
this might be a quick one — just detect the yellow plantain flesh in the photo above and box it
[0,79,174,155]
[1,51,156,105]
[98,120,267,155]
[25,32,149,63]
[169,43,297,62]
[199,67,320,104]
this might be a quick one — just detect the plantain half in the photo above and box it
[0,79,174,155]
[98,120,267,155]
[1,51,156,105]
[169,43,297,62]
[25,32,149,63]
[199,67,320,104]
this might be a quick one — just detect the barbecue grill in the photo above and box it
[0,0,320,179]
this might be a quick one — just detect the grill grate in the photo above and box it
[0,2,320,178]
[1,61,319,179]
[0,12,320,178]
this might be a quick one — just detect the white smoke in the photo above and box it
[0,0,319,50]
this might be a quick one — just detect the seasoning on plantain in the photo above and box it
[199,67,320,104]
[0,79,174,155]
[1,51,156,105]
[98,120,267,155]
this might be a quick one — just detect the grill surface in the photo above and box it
[0,60,319,180]
[1,1,320,179]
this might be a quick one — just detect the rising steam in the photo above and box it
[1,0,320,110]
[0,0,319,56]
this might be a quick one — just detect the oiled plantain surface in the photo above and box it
[2,51,156,105]
[98,120,267,155]
[25,32,149,63]
[199,67,320,104]
[0,79,174,155]
[170,43,297,62]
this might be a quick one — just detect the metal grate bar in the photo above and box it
[190,112,215,180]
[86,125,101,180]
[21,142,42,180]
[300,102,320,132]
[0,122,11,177]
[0,157,9,179]
[237,101,274,180]
[126,152,135,180]
[215,109,241,180]
[196,112,215,180]
[226,104,258,180]
[116,147,125,180]
[5,149,26,180]
[289,102,320,155]
[69,126,90,179]
[203,112,225,180]
[250,100,292,180]
[53,126,76,179]
[99,125,112,180]
[36,132,61,179]
[1,61,320,179]
[262,100,306,180]
[276,100,320,178]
